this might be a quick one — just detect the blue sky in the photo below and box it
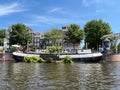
[0,0,120,33]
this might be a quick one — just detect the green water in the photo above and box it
[0,61,120,90]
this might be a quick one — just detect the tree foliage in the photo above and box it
[48,45,62,54]
[44,32,51,41]
[84,19,112,50]
[9,23,31,46]
[117,43,120,51]
[0,29,5,45]
[44,28,62,46]
[65,24,84,48]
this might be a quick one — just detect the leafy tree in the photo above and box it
[44,28,62,46]
[0,29,5,46]
[44,32,51,41]
[51,29,62,45]
[84,19,112,50]
[117,43,120,51]
[44,31,51,46]
[9,23,31,46]
[110,44,116,52]
[65,24,84,49]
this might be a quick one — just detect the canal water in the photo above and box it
[0,61,120,90]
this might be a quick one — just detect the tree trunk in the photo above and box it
[22,46,27,53]
[73,44,75,50]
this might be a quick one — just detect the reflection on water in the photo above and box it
[0,61,120,90]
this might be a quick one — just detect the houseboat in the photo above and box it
[13,52,39,62]
[13,49,103,62]
[58,49,103,62]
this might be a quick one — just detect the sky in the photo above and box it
[0,0,120,33]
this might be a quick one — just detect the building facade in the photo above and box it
[33,32,46,49]
[26,27,35,46]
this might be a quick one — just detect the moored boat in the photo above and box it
[13,52,39,62]
[59,53,103,62]
[13,49,103,62]
[58,49,103,62]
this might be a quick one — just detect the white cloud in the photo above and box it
[49,7,63,13]
[36,16,71,24]
[0,2,26,16]
[82,0,115,7]
[82,0,101,7]
[24,14,87,28]
[48,7,81,19]
[28,15,86,27]
[96,9,104,13]
[25,23,39,27]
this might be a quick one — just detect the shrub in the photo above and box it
[37,57,45,63]
[61,56,73,64]
[48,46,56,54]
[56,46,62,53]
[110,44,116,52]
[24,56,45,63]
[48,46,62,54]
[10,46,17,52]
[45,58,53,63]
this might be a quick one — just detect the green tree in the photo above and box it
[84,19,112,50]
[44,28,62,46]
[117,43,120,51]
[44,31,51,46]
[9,23,31,46]
[65,24,84,49]
[0,29,5,46]
[44,32,51,41]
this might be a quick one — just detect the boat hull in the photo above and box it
[13,54,24,62]
[13,52,39,62]
[59,53,103,62]
[13,52,103,63]
[71,56,102,62]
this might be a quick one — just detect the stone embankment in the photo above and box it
[105,53,120,62]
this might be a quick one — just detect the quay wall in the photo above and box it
[105,53,120,62]
[0,53,15,61]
